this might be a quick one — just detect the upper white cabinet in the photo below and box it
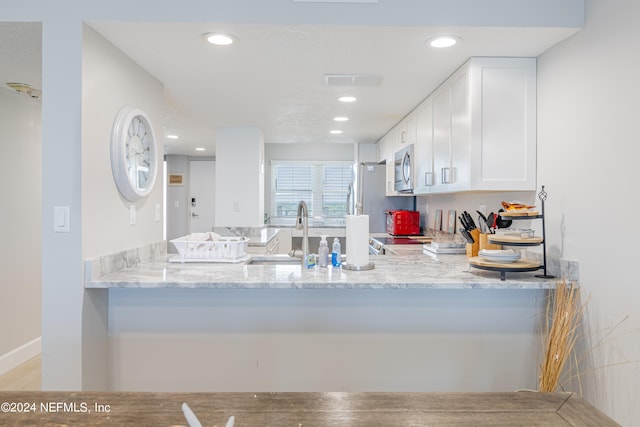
[413,99,434,193]
[412,57,537,194]
[376,125,401,196]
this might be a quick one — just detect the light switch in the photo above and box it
[129,205,136,225]
[154,203,161,221]
[54,206,70,232]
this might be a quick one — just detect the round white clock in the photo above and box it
[110,105,158,201]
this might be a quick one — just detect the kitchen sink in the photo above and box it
[246,255,301,265]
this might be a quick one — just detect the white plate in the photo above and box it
[478,249,521,263]
[480,255,520,264]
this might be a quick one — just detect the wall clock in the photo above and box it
[110,105,158,201]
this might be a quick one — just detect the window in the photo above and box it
[271,161,353,222]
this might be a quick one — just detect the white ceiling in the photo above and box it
[1,21,579,157]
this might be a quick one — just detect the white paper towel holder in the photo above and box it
[342,262,375,271]
[343,166,375,271]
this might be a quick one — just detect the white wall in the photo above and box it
[0,90,42,373]
[536,0,640,424]
[82,26,164,258]
[215,128,264,227]
[109,288,546,393]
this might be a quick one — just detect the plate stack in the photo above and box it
[478,249,521,264]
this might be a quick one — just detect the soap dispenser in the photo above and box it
[318,235,329,267]
[331,237,342,267]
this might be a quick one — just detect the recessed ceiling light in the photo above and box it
[333,116,349,122]
[330,130,343,134]
[166,134,179,140]
[195,147,206,152]
[202,32,236,46]
[338,96,357,103]
[428,36,461,48]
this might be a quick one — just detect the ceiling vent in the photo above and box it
[323,74,383,87]
[5,82,41,100]
[294,1,378,3]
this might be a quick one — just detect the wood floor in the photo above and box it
[0,355,41,391]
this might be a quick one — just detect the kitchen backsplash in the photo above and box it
[416,191,537,232]
[85,240,166,281]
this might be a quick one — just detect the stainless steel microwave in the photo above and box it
[394,144,414,193]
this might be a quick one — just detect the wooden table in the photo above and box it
[0,391,619,426]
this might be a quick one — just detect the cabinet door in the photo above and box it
[404,112,417,146]
[375,139,384,164]
[432,85,451,193]
[385,128,399,195]
[469,58,537,190]
[448,67,471,192]
[413,100,434,194]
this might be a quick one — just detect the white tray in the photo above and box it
[169,254,250,264]
[170,233,249,261]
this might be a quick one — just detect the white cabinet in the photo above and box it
[468,58,537,191]
[384,129,397,195]
[403,112,417,147]
[413,100,434,193]
[413,57,536,194]
[430,83,452,193]
[375,139,385,164]
[448,66,471,192]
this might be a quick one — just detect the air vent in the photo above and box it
[323,74,383,87]
[5,82,41,100]
[294,1,378,3]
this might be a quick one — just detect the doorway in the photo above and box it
[189,160,216,233]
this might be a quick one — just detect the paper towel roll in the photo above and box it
[346,215,369,267]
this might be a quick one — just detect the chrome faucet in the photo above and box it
[295,200,309,267]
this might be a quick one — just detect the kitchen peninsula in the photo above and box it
[83,243,571,392]
[87,251,557,290]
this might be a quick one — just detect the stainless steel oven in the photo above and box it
[369,235,423,255]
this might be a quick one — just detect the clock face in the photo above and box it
[111,106,157,201]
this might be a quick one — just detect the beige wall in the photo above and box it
[82,26,164,258]
[0,89,41,370]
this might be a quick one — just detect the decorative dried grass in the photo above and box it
[539,279,583,392]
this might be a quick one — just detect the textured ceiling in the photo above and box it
[0,20,579,156]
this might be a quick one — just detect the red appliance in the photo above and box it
[386,210,420,236]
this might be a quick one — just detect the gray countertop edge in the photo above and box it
[86,281,558,290]
[85,254,565,290]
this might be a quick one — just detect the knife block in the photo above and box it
[479,233,502,251]
[466,229,480,257]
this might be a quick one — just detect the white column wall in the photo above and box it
[536,0,640,424]
[215,128,264,227]
[40,15,85,390]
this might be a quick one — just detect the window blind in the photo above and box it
[271,161,353,220]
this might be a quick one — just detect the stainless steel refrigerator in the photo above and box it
[359,163,414,233]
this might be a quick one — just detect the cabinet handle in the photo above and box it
[441,167,450,184]
[441,167,455,184]
[424,172,433,186]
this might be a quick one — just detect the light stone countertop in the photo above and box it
[85,253,561,290]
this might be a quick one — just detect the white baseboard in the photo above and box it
[0,337,41,376]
